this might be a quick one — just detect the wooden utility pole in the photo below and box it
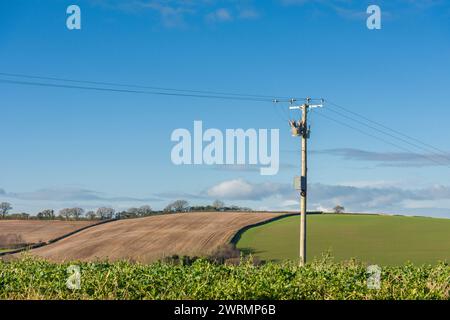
[299,100,308,266]
[288,98,323,266]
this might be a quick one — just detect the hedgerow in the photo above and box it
[0,255,448,300]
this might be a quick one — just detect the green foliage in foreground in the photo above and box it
[0,256,448,300]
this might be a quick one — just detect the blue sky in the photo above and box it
[1,0,450,217]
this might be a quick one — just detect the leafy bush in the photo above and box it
[209,244,241,264]
[0,255,448,300]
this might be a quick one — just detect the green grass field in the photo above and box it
[236,214,450,265]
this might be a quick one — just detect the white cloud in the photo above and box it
[203,178,450,217]
[4,180,450,218]
[206,8,233,23]
[339,180,404,188]
[279,0,446,20]
[308,183,450,213]
[206,178,289,200]
[93,0,261,27]
[238,8,260,19]
[280,199,298,207]
[207,179,255,199]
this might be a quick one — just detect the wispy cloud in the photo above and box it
[93,0,261,27]
[312,148,450,167]
[306,183,450,214]
[92,0,448,26]
[210,163,296,173]
[200,178,450,217]
[3,181,450,218]
[139,0,196,27]
[206,8,233,23]
[400,0,445,9]
[238,8,260,19]
[279,0,368,20]
[0,187,160,202]
[154,191,204,200]
[279,0,446,20]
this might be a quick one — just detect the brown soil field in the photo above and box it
[25,212,284,263]
[0,220,95,247]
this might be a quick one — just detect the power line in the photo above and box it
[0,79,277,102]
[1,71,447,166]
[324,106,450,165]
[0,71,299,101]
[271,101,290,123]
[325,99,450,162]
[314,112,449,167]
[275,98,449,167]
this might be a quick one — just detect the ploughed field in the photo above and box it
[22,212,283,263]
[0,220,95,248]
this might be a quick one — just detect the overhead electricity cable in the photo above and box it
[325,99,450,162]
[0,71,303,101]
[271,102,290,123]
[314,111,449,167]
[0,79,278,102]
[324,106,450,165]
[2,71,446,165]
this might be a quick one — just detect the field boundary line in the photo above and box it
[229,213,299,245]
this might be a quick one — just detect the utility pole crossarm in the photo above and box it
[289,103,323,110]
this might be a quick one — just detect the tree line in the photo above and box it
[0,200,253,221]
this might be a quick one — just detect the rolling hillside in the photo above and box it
[236,214,450,265]
[24,212,283,263]
[0,220,95,247]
